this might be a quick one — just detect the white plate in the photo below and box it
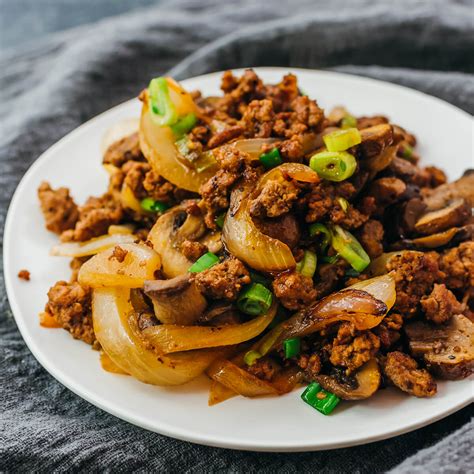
[4,68,473,452]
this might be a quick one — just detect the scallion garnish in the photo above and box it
[188,252,219,273]
[309,223,332,253]
[402,144,413,160]
[140,198,169,213]
[283,337,301,359]
[259,148,282,169]
[170,113,197,138]
[321,254,340,264]
[148,77,178,126]
[341,115,357,129]
[309,151,357,182]
[243,350,261,366]
[301,382,340,415]
[330,225,370,272]
[237,283,273,316]
[215,212,226,229]
[336,196,349,213]
[323,128,361,152]
[295,250,317,278]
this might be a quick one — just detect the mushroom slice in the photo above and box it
[405,314,474,380]
[144,274,207,326]
[414,199,470,235]
[315,359,381,400]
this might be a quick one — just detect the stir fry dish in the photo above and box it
[37,70,473,414]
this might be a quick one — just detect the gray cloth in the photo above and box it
[0,0,473,471]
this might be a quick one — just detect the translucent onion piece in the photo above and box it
[233,138,279,159]
[208,380,237,406]
[108,224,135,235]
[101,118,139,156]
[222,184,296,273]
[147,204,194,278]
[348,272,396,311]
[142,302,277,353]
[207,359,279,397]
[121,183,144,213]
[140,91,217,192]
[78,243,161,289]
[92,288,222,386]
[368,252,406,276]
[100,351,129,375]
[51,233,136,257]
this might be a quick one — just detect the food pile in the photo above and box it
[37,70,473,413]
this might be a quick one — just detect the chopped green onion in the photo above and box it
[309,151,357,182]
[341,115,357,129]
[170,113,197,138]
[309,223,332,253]
[188,252,219,273]
[140,198,169,213]
[244,350,261,366]
[402,144,413,160]
[321,254,340,264]
[296,250,317,278]
[259,148,282,169]
[331,225,370,272]
[283,337,301,359]
[237,283,273,316]
[336,196,349,213]
[148,77,178,126]
[249,270,271,288]
[215,212,226,229]
[323,128,361,152]
[301,382,340,415]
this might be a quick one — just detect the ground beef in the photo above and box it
[272,271,317,310]
[38,182,79,234]
[61,193,123,242]
[142,169,183,204]
[373,312,403,349]
[70,257,89,282]
[250,179,300,218]
[246,358,276,381]
[439,242,474,292]
[265,73,300,112]
[329,203,369,230]
[302,181,334,223]
[207,125,244,148]
[413,166,447,189]
[314,261,347,297]
[386,251,441,318]
[103,132,144,167]
[383,351,437,397]
[329,322,380,375]
[358,219,384,259]
[368,177,407,206]
[109,245,128,263]
[356,116,389,130]
[359,124,393,158]
[297,353,322,380]
[123,161,150,200]
[192,257,251,300]
[45,280,96,346]
[421,283,463,325]
[279,135,304,161]
[291,95,325,130]
[180,240,208,261]
[18,269,30,281]
[240,99,275,138]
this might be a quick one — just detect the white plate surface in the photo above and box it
[4,68,473,452]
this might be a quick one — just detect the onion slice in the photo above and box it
[92,288,223,386]
[51,233,136,257]
[142,302,277,353]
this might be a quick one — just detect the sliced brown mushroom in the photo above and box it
[315,359,381,400]
[405,314,474,380]
[368,176,407,204]
[422,171,474,210]
[359,124,393,158]
[414,199,470,235]
[144,274,207,325]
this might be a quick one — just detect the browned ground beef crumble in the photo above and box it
[38,69,473,399]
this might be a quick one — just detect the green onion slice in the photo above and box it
[259,148,282,169]
[148,77,178,127]
[140,198,169,213]
[401,144,413,160]
[283,337,301,359]
[188,252,219,273]
[309,151,357,182]
[215,212,226,229]
[243,350,262,366]
[341,115,357,129]
[309,223,332,253]
[296,250,317,278]
[301,382,340,415]
[170,113,197,138]
[330,225,370,272]
[336,196,349,213]
[323,128,361,152]
[237,283,273,316]
[320,254,340,264]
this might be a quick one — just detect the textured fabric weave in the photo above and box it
[1,0,473,471]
